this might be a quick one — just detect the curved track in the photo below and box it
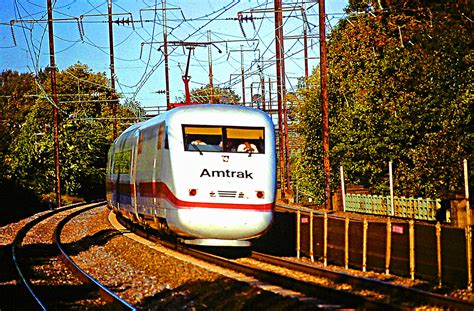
[250,252,474,310]
[113,212,397,309]
[11,202,135,310]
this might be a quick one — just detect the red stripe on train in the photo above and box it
[108,181,273,211]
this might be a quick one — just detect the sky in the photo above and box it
[1,0,349,110]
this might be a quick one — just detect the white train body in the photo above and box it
[106,104,276,246]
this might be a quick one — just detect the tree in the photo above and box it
[0,71,38,175]
[6,63,138,201]
[295,2,472,202]
[190,85,241,104]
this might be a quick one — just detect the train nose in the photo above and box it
[167,208,273,240]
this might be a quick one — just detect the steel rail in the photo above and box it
[114,213,394,309]
[11,201,90,310]
[177,246,393,309]
[12,201,135,310]
[54,202,136,311]
[251,251,474,310]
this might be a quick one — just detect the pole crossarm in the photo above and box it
[284,34,319,40]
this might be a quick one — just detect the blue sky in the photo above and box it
[1,1,348,109]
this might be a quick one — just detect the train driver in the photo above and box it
[237,141,259,153]
[191,139,207,145]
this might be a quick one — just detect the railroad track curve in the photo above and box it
[11,201,135,310]
[111,211,399,309]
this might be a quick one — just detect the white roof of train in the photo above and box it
[115,104,273,142]
[146,104,272,129]
[169,104,272,126]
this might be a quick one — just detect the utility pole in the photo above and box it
[240,45,246,106]
[319,0,331,209]
[107,0,118,140]
[268,78,272,111]
[47,0,61,208]
[162,1,171,108]
[260,59,265,111]
[208,30,214,103]
[183,47,194,104]
[140,5,179,109]
[228,45,254,106]
[274,0,287,198]
[302,7,309,82]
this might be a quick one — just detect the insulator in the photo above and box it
[239,20,247,39]
[10,25,16,46]
[77,21,83,41]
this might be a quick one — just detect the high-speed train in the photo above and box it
[106,104,276,247]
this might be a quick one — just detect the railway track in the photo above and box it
[113,210,474,310]
[11,202,135,310]
[14,203,469,309]
[249,252,474,310]
[112,212,405,309]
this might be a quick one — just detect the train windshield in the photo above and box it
[182,125,265,154]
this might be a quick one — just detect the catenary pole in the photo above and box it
[274,0,286,198]
[162,1,171,108]
[107,0,118,139]
[240,45,246,105]
[47,0,61,208]
[208,30,214,103]
[319,0,331,209]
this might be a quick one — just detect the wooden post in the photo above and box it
[345,216,349,269]
[341,166,346,212]
[409,219,415,280]
[310,210,314,262]
[385,218,391,275]
[464,159,472,290]
[324,211,328,267]
[296,209,301,259]
[362,217,368,272]
[436,222,442,287]
[389,161,394,216]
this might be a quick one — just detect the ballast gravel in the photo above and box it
[2,204,474,309]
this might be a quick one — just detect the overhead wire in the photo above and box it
[5,0,349,107]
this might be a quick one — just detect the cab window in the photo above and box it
[182,125,264,153]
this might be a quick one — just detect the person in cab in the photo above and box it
[237,141,259,153]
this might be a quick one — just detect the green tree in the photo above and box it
[6,63,137,201]
[295,2,472,202]
[190,85,241,104]
[0,71,38,175]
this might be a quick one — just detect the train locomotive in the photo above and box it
[106,104,276,247]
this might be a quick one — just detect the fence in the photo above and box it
[274,204,473,289]
[345,194,444,221]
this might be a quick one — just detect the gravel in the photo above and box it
[2,204,473,310]
[58,205,326,309]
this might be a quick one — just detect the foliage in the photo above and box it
[190,85,241,104]
[294,3,472,203]
[0,70,38,176]
[123,97,146,120]
[3,63,138,202]
[345,0,465,13]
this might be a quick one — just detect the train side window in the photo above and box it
[164,132,169,149]
[157,124,164,150]
[138,131,144,154]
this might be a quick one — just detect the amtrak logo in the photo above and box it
[200,168,253,179]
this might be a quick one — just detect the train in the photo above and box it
[106,104,276,247]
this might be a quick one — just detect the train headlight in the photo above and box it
[189,189,197,196]
[210,191,216,197]
[256,191,265,199]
